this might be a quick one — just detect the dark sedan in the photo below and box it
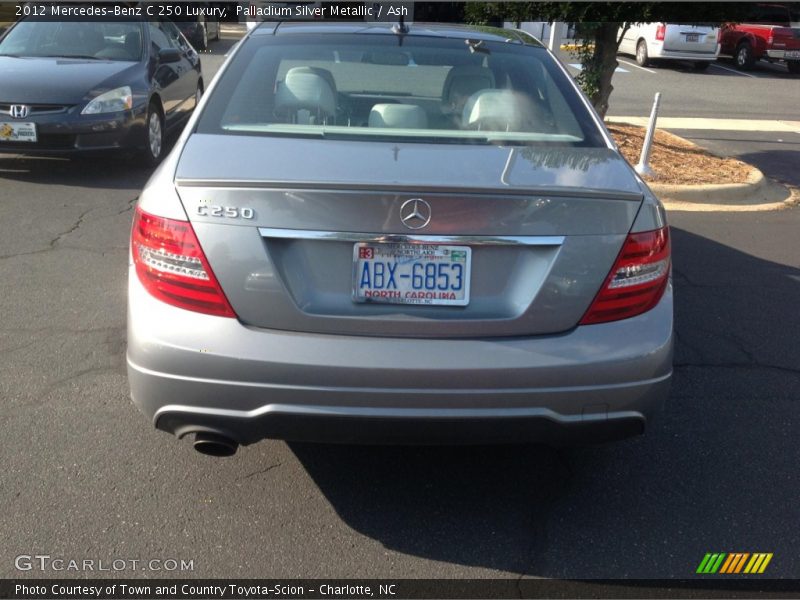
[173,2,221,51]
[0,18,202,165]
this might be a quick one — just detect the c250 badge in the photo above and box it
[196,204,254,219]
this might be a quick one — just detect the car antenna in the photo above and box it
[392,14,409,37]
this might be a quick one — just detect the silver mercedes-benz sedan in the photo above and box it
[127,22,673,456]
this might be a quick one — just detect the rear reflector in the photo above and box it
[580,227,670,325]
[131,207,236,318]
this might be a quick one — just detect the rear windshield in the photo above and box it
[196,33,607,147]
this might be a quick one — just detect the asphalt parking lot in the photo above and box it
[1,32,799,581]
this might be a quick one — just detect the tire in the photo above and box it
[213,23,220,41]
[195,83,203,109]
[735,42,755,70]
[693,61,710,71]
[195,24,208,51]
[138,102,164,168]
[788,61,800,74]
[636,40,650,67]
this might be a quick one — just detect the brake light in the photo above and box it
[131,207,236,318]
[580,227,670,325]
[655,23,666,41]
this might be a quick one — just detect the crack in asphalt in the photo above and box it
[239,463,282,481]
[0,196,136,260]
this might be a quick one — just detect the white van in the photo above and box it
[618,23,720,70]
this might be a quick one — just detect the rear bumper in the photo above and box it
[127,271,674,446]
[649,45,720,61]
[766,49,800,60]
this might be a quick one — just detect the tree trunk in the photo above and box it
[589,23,622,119]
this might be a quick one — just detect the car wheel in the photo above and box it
[693,61,710,71]
[636,40,650,67]
[788,61,800,74]
[138,102,164,167]
[735,42,755,70]
[195,83,203,108]
[214,23,220,41]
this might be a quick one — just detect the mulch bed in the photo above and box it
[607,123,754,185]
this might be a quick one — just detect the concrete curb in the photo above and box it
[609,120,794,210]
[650,168,784,205]
[661,186,800,212]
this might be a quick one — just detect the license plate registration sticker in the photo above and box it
[353,243,471,306]
[0,122,37,143]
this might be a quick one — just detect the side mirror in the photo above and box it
[158,48,181,63]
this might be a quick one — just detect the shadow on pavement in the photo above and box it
[288,226,800,578]
[0,149,161,190]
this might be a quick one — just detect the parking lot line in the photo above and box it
[618,59,656,74]
[709,63,758,78]
[607,116,800,132]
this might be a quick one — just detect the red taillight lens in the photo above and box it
[655,23,666,41]
[131,207,236,318]
[580,227,671,325]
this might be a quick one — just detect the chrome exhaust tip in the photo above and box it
[193,432,238,457]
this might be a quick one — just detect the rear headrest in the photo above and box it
[369,104,428,129]
[442,65,495,112]
[275,67,337,119]
[463,90,522,131]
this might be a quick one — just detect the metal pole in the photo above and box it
[548,22,562,52]
[635,92,662,177]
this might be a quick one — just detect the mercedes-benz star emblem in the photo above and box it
[10,105,30,120]
[399,198,432,230]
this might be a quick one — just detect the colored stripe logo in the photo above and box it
[696,553,773,574]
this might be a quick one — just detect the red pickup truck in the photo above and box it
[719,3,800,72]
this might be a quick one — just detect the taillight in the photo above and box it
[131,207,236,318]
[580,227,671,325]
[655,23,666,41]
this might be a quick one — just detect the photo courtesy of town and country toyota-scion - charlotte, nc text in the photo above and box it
[12,583,396,598]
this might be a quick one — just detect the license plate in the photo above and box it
[786,50,800,59]
[0,122,37,143]
[353,243,471,306]
[685,33,700,42]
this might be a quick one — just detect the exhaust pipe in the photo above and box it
[193,432,238,457]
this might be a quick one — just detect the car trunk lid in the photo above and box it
[175,134,644,338]
[663,24,719,54]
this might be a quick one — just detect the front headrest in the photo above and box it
[442,65,495,110]
[462,90,522,131]
[368,104,428,129]
[275,67,337,117]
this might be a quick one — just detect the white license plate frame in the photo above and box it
[352,242,472,306]
[0,121,37,143]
